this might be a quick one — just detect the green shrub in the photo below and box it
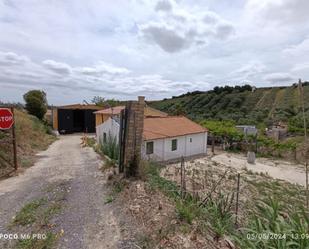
[23,90,47,120]
[99,132,119,161]
[203,192,235,238]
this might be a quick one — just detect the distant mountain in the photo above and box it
[149,83,309,129]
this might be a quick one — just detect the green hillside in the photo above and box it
[149,83,309,130]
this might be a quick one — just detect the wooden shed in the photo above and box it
[52,104,103,134]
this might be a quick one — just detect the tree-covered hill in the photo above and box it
[149,83,309,130]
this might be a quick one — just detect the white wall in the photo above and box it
[141,132,208,161]
[96,117,120,144]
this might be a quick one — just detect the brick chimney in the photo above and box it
[123,96,145,176]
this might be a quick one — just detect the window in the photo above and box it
[171,139,177,151]
[190,138,192,143]
[103,132,107,143]
[146,141,154,155]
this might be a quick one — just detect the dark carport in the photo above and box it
[52,104,103,134]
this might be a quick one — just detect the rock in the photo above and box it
[129,204,141,213]
[158,201,163,210]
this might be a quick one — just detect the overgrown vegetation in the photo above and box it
[99,133,119,161]
[143,161,235,239]
[235,198,309,249]
[141,160,309,248]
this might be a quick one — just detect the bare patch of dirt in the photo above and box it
[211,152,306,186]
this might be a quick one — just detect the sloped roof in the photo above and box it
[94,105,168,117]
[143,116,207,140]
[57,104,103,110]
[144,106,168,117]
[94,106,125,115]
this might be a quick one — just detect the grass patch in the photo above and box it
[104,195,114,204]
[175,199,200,224]
[13,198,47,226]
[42,202,62,225]
[15,232,56,249]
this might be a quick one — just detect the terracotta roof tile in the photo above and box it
[143,116,207,140]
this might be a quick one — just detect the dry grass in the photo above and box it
[0,109,56,176]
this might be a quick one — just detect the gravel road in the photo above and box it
[0,135,122,249]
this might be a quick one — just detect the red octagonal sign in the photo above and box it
[0,108,14,130]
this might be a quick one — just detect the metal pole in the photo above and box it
[11,107,18,171]
[306,162,309,209]
[180,156,184,198]
[235,173,240,226]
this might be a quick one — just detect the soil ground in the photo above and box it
[211,152,306,186]
[0,135,132,249]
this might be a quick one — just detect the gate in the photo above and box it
[0,107,18,178]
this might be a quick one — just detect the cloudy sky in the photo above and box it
[0,0,309,105]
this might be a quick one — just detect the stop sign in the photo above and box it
[0,108,14,130]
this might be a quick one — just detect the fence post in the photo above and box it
[235,173,240,226]
[306,162,309,209]
[180,156,184,198]
[11,107,18,171]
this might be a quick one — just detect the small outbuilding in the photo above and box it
[52,104,103,134]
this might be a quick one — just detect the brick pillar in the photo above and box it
[123,96,145,176]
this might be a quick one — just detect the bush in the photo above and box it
[23,90,47,120]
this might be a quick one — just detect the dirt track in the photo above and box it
[0,135,122,249]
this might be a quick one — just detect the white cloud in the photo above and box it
[77,61,131,76]
[263,72,295,84]
[0,50,203,102]
[231,61,266,78]
[246,0,309,24]
[42,60,72,75]
[283,37,309,57]
[139,0,234,52]
[0,51,30,66]
[155,0,174,12]
[292,63,309,72]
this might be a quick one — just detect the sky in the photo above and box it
[0,0,309,105]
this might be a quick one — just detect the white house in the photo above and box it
[96,116,120,144]
[142,116,208,161]
[96,115,208,162]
